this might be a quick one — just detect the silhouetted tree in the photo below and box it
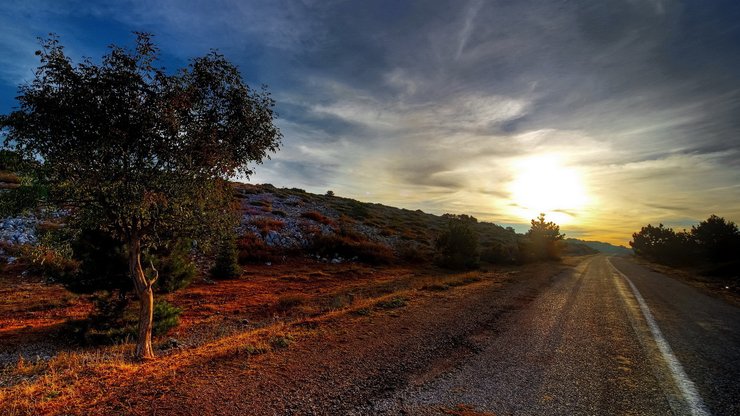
[630,223,679,262]
[525,213,565,260]
[692,215,740,262]
[0,33,281,358]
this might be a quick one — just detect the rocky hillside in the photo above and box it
[233,183,518,263]
[0,182,597,265]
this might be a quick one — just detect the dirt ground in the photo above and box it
[0,257,580,415]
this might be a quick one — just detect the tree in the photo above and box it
[435,218,479,269]
[0,33,281,359]
[525,213,565,260]
[692,214,740,262]
[630,223,699,265]
[211,235,240,279]
[630,223,676,261]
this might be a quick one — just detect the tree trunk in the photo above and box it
[129,236,155,359]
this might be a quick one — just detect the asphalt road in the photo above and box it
[365,255,740,415]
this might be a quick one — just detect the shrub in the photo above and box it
[270,335,294,349]
[249,217,285,236]
[150,240,197,293]
[347,201,370,220]
[78,298,181,345]
[249,199,271,208]
[275,293,308,312]
[375,297,407,309]
[480,241,517,264]
[422,283,450,292]
[301,211,335,226]
[311,233,394,265]
[236,233,274,264]
[397,242,429,263]
[435,219,479,270]
[211,236,241,279]
[59,229,130,293]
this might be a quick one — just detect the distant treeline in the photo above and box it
[630,215,740,274]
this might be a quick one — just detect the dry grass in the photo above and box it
[0,256,519,415]
[249,217,285,235]
[301,211,335,226]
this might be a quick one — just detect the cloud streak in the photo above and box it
[1,0,739,244]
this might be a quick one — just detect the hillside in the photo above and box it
[565,238,632,255]
[233,183,519,264]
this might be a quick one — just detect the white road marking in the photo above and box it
[608,258,711,416]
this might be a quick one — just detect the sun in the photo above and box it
[508,155,588,224]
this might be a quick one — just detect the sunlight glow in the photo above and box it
[508,155,588,225]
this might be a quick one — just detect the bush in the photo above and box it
[150,240,197,293]
[435,219,479,270]
[59,229,130,293]
[397,242,429,263]
[301,211,335,226]
[249,217,285,236]
[211,236,241,279]
[237,233,274,264]
[77,298,181,345]
[480,242,517,264]
[275,293,308,312]
[311,232,394,265]
[375,297,407,309]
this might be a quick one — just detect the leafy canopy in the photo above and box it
[0,32,281,248]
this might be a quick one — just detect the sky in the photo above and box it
[1,0,739,245]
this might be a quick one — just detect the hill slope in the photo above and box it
[233,183,519,263]
[564,238,631,255]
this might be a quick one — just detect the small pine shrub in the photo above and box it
[211,236,241,279]
[78,297,181,345]
[150,240,197,293]
[152,300,182,335]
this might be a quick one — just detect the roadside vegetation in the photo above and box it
[630,215,740,298]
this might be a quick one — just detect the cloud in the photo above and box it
[2,0,740,244]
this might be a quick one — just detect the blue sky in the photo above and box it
[2,0,740,244]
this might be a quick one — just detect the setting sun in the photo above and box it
[508,155,588,224]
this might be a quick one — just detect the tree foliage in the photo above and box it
[692,215,740,262]
[523,213,565,260]
[0,33,281,358]
[630,215,739,267]
[435,217,479,269]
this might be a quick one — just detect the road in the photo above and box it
[362,255,740,415]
